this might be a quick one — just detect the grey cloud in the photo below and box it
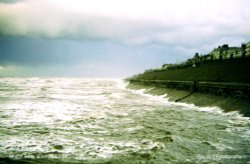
[0,0,250,48]
[0,6,169,42]
[0,0,23,4]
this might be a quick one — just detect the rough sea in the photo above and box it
[0,78,249,163]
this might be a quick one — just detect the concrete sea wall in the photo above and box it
[129,79,250,99]
[127,80,250,117]
[127,80,250,116]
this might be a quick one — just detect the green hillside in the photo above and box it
[131,58,250,83]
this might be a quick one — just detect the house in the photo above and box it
[210,44,242,60]
[245,42,250,57]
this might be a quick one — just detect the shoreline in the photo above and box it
[127,82,250,117]
[126,57,250,117]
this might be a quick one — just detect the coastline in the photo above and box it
[126,51,250,117]
[127,82,250,117]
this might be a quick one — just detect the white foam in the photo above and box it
[125,83,250,121]
[0,78,249,162]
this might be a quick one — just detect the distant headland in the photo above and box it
[126,42,250,116]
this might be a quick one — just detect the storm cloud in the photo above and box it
[1,0,250,46]
[0,0,250,77]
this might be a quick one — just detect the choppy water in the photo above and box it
[0,78,249,164]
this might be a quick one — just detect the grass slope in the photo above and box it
[133,58,250,83]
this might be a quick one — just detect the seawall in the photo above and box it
[127,58,250,117]
[129,79,250,99]
[127,81,250,117]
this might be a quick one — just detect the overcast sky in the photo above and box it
[1,0,250,77]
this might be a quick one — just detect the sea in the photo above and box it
[0,77,249,163]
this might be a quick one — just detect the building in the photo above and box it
[246,42,250,57]
[210,44,242,60]
[159,42,250,71]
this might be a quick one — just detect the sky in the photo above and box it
[0,0,250,77]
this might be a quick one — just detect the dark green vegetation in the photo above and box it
[128,57,250,117]
[130,58,250,83]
